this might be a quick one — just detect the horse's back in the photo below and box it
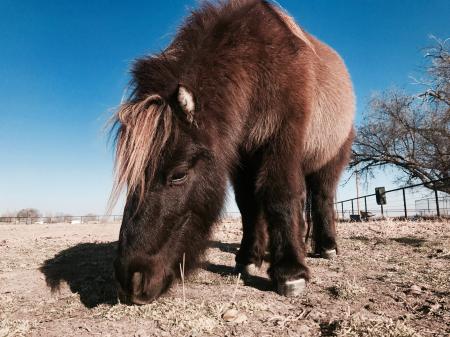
[256,2,354,171]
[300,34,355,172]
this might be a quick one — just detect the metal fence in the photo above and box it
[0,212,243,225]
[415,195,450,217]
[334,177,450,221]
[0,215,124,225]
[2,179,449,224]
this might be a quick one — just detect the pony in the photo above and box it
[110,0,355,304]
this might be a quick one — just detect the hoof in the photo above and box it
[321,249,337,259]
[277,278,306,297]
[234,263,258,277]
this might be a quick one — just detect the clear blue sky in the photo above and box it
[1,0,449,216]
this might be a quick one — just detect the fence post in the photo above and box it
[341,202,344,220]
[402,188,407,219]
[335,201,338,220]
[434,188,441,217]
[351,199,354,215]
[364,197,368,213]
[381,204,384,218]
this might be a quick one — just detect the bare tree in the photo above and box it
[419,37,450,107]
[16,208,42,223]
[17,208,41,218]
[351,38,450,193]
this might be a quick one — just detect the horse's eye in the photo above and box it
[169,170,188,185]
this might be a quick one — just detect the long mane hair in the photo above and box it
[109,95,173,209]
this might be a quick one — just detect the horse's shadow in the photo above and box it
[206,240,273,291]
[208,240,240,254]
[40,242,119,308]
[40,240,273,308]
[205,263,273,292]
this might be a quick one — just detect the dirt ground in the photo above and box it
[0,218,449,337]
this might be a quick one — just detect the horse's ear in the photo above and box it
[177,86,195,124]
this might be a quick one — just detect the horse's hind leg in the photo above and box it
[231,155,268,275]
[300,191,312,247]
[306,134,353,258]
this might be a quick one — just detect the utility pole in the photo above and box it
[355,170,360,214]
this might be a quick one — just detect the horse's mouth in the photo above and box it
[116,282,156,306]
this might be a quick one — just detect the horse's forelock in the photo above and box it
[108,95,173,210]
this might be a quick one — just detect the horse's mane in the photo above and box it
[267,2,316,54]
[109,95,173,210]
[167,0,314,62]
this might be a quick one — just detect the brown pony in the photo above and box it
[110,0,355,304]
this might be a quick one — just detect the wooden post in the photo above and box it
[402,188,407,218]
[434,188,441,217]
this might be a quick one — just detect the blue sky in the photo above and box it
[0,0,449,216]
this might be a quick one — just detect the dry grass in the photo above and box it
[328,278,366,300]
[92,272,246,335]
[0,219,448,336]
[0,319,34,337]
[335,315,422,337]
[95,298,220,334]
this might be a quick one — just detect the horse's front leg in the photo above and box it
[232,154,268,276]
[257,152,310,296]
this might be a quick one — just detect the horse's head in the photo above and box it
[111,85,227,304]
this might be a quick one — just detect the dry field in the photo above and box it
[0,218,449,337]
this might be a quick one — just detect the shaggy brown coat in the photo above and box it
[112,0,355,304]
